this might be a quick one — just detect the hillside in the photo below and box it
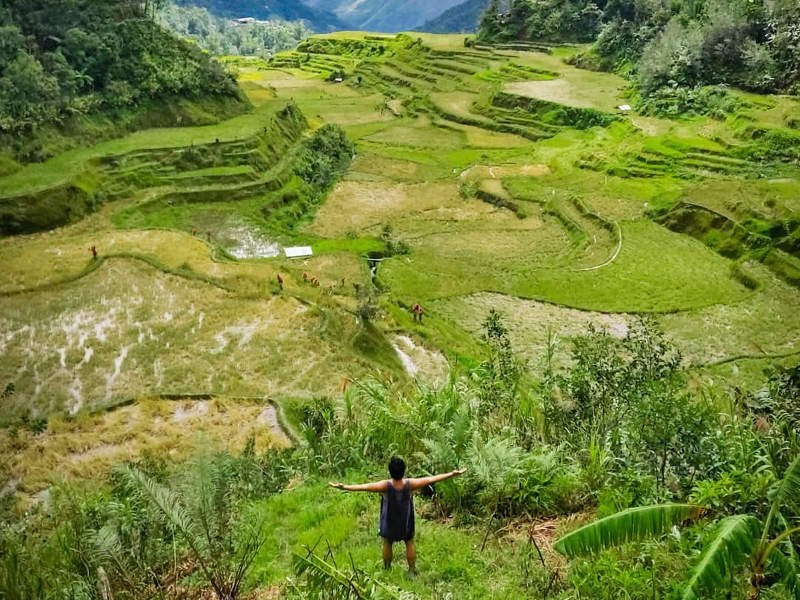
[2,28,800,600]
[417,0,489,33]
[159,3,311,57]
[304,0,466,32]
[173,0,346,31]
[478,0,800,116]
[0,0,248,164]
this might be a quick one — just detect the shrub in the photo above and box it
[636,85,744,119]
[293,124,355,191]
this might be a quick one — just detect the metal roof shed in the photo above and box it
[284,246,313,258]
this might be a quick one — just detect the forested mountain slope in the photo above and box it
[0,0,247,163]
[417,0,489,33]
[159,3,311,57]
[303,0,466,32]
[173,0,346,31]
[478,0,800,116]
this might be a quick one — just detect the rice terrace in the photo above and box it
[1,0,800,598]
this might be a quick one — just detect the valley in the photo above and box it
[2,24,800,600]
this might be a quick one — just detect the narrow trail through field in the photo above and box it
[573,220,623,271]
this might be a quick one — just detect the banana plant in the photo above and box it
[554,454,800,599]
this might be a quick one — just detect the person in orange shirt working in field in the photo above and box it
[329,457,465,574]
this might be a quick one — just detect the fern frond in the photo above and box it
[769,547,800,600]
[114,465,207,559]
[554,504,699,556]
[772,454,800,516]
[91,523,125,565]
[682,515,761,600]
[293,550,407,599]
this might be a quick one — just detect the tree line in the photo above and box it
[158,3,310,59]
[478,0,800,115]
[0,0,241,154]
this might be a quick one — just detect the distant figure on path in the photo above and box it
[88,245,97,259]
[276,273,284,290]
[329,458,465,574]
[411,303,424,323]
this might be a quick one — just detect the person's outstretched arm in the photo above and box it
[408,468,466,491]
[328,480,387,493]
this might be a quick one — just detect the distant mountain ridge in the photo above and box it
[417,0,489,33]
[173,0,346,32]
[303,0,466,32]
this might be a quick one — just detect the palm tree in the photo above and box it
[102,462,265,600]
[554,454,800,599]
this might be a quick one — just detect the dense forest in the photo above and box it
[0,0,245,160]
[159,3,310,58]
[478,0,800,115]
[171,0,345,32]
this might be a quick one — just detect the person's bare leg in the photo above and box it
[405,540,417,574]
[382,540,393,569]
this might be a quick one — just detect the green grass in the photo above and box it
[166,165,256,179]
[0,99,285,198]
[248,479,548,599]
[380,220,752,312]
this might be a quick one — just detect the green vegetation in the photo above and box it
[0,0,246,161]
[555,455,800,599]
[159,3,311,58]
[172,0,346,32]
[1,25,800,600]
[3,316,799,599]
[477,0,800,116]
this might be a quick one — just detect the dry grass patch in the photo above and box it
[296,94,395,126]
[445,121,533,148]
[432,292,629,366]
[430,91,492,124]
[682,179,800,220]
[392,198,548,239]
[0,227,357,296]
[364,119,465,149]
[461,164,551,179]
[307,180,461,237]
[0,397,289,496]
[503,61,627,111]
[345,153,449,182]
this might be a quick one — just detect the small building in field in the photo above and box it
[284,246,313,259]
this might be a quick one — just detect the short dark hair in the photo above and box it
[388,456,406,479]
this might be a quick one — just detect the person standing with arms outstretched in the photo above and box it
[329,457,466,574]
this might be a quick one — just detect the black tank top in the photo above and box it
[379,480,415,542]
